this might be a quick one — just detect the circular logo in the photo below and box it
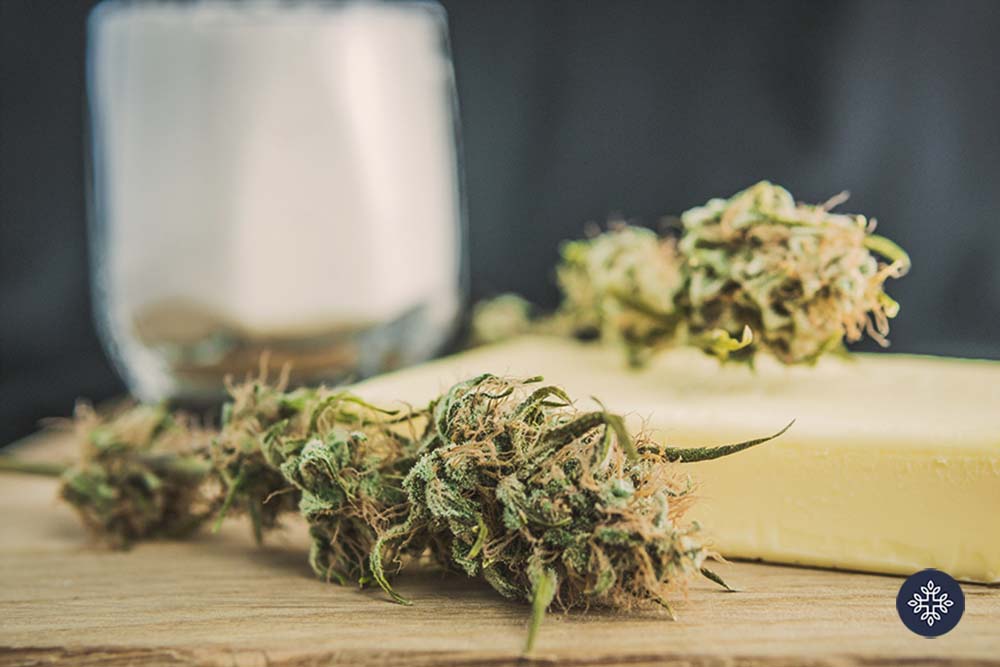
[896,569,965,637]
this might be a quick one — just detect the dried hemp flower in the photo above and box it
[266,390,422,584]
[209,369,311,543]
[369,374,790,651]
[679,181,910,364]
[0,373,790,652]
[0,403,215,548]
[473,181,910,366]
[207,366,415,552]
[556,223,686,365]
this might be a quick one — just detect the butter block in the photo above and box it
[354,336,1000,583]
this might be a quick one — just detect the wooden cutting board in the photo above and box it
[1,429,998,667]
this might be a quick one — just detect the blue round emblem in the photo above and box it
[896,569,964,637]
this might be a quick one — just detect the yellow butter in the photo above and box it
[354,336,1000,583]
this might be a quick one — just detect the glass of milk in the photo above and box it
[87,0,465,404]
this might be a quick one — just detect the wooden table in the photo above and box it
[2,431,998,667]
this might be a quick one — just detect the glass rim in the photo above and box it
[90,0,449,28]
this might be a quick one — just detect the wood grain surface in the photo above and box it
[1,430,998,667]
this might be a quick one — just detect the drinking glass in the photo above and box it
[87,0,465,403]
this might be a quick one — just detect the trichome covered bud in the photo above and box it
[2,373,789,653]
[209,372,311,542]
[469,293,535,346]
[271,392,421,584]
[556,224,686,365]
[679,181,910,364]
[370,374,790,651]
[60,403,214,548]
[478,181,910,366]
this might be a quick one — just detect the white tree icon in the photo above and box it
[907,580,955,626]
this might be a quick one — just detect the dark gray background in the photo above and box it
[2,0,999,444]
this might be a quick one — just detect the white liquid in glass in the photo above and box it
[88,1,464,401]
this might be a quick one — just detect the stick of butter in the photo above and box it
[354,335,1000,583]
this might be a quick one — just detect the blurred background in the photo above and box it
[2,0,999,445]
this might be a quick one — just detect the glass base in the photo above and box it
[99,297,461,405]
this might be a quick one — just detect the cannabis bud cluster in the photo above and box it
[557,224,688,365]
[59,403,215,547]
[268,391,419,584]
[485,181,910,365]
[209,373,311,543]
[3,372,788,652]
[677,181,910,363]
[367,374,785,649]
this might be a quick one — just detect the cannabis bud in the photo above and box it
[470,293,535,346]
[209,372,311,542]
[679,181,910,364]
[482,181,910,366]
[370,374,789,651]
[269,391,420,584]
[1,372,789,653]
[556,224,686,365]
[59,403,214,548]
